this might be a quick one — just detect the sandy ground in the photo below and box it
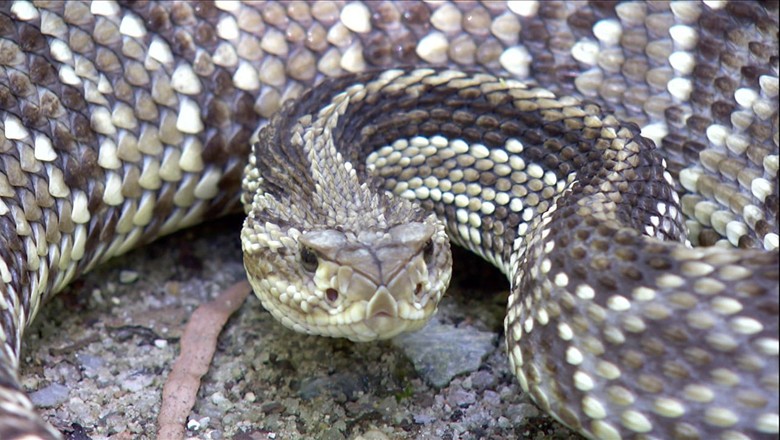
[21,216,580,440]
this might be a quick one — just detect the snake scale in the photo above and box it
[0,0,777,438]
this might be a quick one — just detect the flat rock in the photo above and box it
[392,319,497,388]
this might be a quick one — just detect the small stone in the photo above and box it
[30,383,69,407]
[354,429,390,440]
[187,419,201,431]
[119,270,139,284]
[120,373,153,392]
[414,414,436,425]
[75,353,105,373]
[447,388,476,408]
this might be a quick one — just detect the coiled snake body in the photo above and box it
[0,1,777,439]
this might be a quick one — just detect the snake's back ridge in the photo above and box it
[0,1,777,439]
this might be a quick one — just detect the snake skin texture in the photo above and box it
[0,1,777,439]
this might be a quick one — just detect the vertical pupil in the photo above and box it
[301,247,318,272]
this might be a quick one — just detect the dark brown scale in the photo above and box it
[227,127,252,159]
[418,121,439,137]
[19,190,42,222]
[429,108,451,121]
[726,1,762,22]
[32,177,55,209]
[698,229,722,246]
[231,93,257,127]
[482,130,505,146]
[388,29,417,64]
[28,55,57,87]
[170,2,197,26]
[682,141,706,162]
[697,35,722,63]
[171,28,198,60]
[146,4,172,32]
[95,208,120,244]
[207,69,234,97]
[639,338,667,359]
[205,98,231,129]
[399,2,430,35]
[713,75,738,96]
[371,2,402,31]
[479,173,497,187]
[537,1,567,20]
[547,32,576,57]
[363,32,393,66]
[756,13,780,36]
[685,115,711,134]
[19,102,45,129]
[18,24,46,53]
[194,21,218,48]
[710,101,736,125]
[740,65,772,84]
[476,114,500,129]
[69,113,95,144]
[459,127,482,143]
[192,0,220,19]
[766,196,779,221]
[690,89,714,109]
[663,107,688,129]
[0,12,14,37]
[748,41,775,61]
[736,281,768,298]
[121,167,143,199]
[7,71,34,98]
[566,8,598,39]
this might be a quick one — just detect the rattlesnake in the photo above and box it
[0,1,777,439]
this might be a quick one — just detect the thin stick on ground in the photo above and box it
[156,281,251,440]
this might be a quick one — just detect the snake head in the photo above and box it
[241,213,452,341]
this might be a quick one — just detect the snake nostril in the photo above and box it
[415,283,423,297]
[326,288,338,302]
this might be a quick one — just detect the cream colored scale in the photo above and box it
[367,135,579,274]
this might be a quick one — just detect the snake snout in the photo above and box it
[366,287,398,318]
[364,286,403,337]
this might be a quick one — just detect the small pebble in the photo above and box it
[29,383,69,407]
[119,270,140,284]
[414,414,436,424]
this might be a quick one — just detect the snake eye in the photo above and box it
[422,239,434,265]
[300,246,319,272]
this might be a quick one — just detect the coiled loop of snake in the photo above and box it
[241,67,779,439]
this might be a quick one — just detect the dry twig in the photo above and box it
[156,281,251,440]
